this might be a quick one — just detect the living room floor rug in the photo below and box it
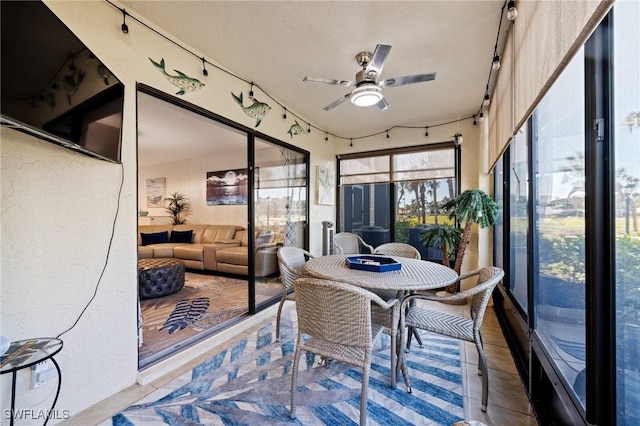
[121,309,464,425]
[139,272,281,363]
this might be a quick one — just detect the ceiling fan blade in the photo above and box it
[323,93,352,111]
[376,98,390,111]
[365,44,392,77]
[303,76,353,86]
[381,72,437,88]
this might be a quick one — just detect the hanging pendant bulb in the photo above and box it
[483,93,491,107]
[479,112,485,122]
[307,123,311,133]
[283,108,287,119]
[425,127,429,137]
[507,1,518,20]
[492,54,501,71]
[325,132,329,142]
[201,58,208,77]
[121,9,129,33]
[386,130,390,139]
[249,83,254,98]
[473,116,477,126]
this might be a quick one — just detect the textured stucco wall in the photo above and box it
[0,0,334,422]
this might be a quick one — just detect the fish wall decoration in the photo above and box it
[287,120,305,138]
[97,64,112,86]
[62,69,85,105]
[231,92,271,128]
[149,57,205,96]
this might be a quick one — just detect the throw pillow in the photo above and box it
[170,229,193,244]
[140,231,169,246]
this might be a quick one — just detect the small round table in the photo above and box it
[0,338,63,426]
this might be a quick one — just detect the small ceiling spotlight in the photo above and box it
[121,9,129,34]
[507,1,518,20]
[201,58,208,77]
[283,108,287,119]
[483,93,491,107]
[425,127,429,137]
[492,54,501,71]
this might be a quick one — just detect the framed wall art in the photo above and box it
[317,164,335,205]
[146,177,166,207]
[206,168,249,205]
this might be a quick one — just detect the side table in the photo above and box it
[0,338,63,426]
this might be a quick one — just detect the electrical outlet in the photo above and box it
[31,360,51,389]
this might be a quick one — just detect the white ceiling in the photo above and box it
[123,1,506,141]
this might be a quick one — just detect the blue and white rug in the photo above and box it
[110,310,464,425]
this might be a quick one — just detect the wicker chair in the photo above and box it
[373,242,421,259]
[334,232,374,255]
[371,242,422,369]
[275,246,314,341]
[290,277,401,426]
[399,266,504,411]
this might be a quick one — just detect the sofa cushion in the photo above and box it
[141,231,169,246]
[170,229,193,244]
[173,244,204,261]
[216,246,248,266]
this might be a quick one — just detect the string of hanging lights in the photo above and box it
[105,0,513,144]
[476,0,517,118]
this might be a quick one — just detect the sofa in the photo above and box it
[138,224,278,277]
[215,229,279,276]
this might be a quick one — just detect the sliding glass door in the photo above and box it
[253,138,308,309]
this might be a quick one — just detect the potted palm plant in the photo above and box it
[165,192,192,225]
[421,188,500,293]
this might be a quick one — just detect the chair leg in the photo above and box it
[390,328,397,388]
[360,364,370,426]
[275,295,286,341]
[475,339,489,412]
[412,328,424,348]
[290,336,303,419]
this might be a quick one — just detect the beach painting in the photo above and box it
[206,169,249,205]
[146,177,166,207]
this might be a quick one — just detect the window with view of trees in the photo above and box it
[338,144,459,261]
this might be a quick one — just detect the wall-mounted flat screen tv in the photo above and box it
[1,1,124,163]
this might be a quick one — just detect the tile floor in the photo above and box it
[61,300,538,426]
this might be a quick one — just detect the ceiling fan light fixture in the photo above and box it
[350,85,383,107]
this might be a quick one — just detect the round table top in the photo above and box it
[1,338,63,374]
[304,254,458,291]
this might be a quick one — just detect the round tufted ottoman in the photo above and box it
[138,258,185,299]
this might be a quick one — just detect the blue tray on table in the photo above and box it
[346,255,401,272]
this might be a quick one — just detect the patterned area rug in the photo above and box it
[117,310,464,425]
[139,272,281,361]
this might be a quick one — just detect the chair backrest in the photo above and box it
[293,277,376,349]
[468,266,504,330]
[373,242,421,259]
[277,246,314,291]
[334,232,373,254]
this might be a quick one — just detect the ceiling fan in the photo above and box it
[303,44,436,111]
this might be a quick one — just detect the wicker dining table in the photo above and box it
[304,254,458,293]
